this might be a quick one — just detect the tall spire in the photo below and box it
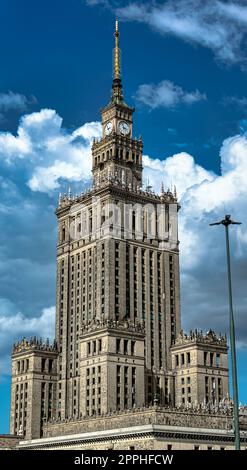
[114,19,120,80]
[112,19,124,104]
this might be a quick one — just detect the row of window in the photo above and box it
[94,149,141,167]
[175,352,191,367]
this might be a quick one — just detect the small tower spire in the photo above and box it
[114,19,120,80]
[112,19,124,104]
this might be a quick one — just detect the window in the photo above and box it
[175,355,179,367]
[204,352,207,366]
[48,359,53,373]
[116,338,121,354]
[181,354,185,365]
[124,340,128,355]
[41,358,46,372]
[210,352,214,366]
[131,341,135,356]
[187,352,191,365]
[167,444,172,451]
[194,446,200,451]
[216,353,220,367]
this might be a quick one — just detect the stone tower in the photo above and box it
[171,330,229,407]
[10,338,58,439]
[55,19,180,420]
[10,21,229,442]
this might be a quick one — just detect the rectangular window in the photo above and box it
[216,353,220,367]
[116,338,121,354]
[210,352,214,366]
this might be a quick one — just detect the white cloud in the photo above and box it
[116,0,247,66]
[142,132,247,346]
[216,1,247,24]
[0,91,35,112]
[0,307,55,375]
[0,109,102,192]
[223,95,247,108]
[143,152,214,195]
[135,80,206,109]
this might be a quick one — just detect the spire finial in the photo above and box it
[114,18,120,80]
[111,19,123,103]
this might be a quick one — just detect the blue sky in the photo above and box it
[0,0,247,433]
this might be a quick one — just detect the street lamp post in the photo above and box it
[210,214,241,450]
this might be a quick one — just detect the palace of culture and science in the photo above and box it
[7,21,247,450]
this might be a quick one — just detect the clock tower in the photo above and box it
[92,20,143,190]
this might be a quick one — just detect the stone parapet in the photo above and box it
[173,329,227,348]
[12,337,58,355]
[43,405,238,438]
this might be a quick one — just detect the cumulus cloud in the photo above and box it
[0,91,35,112]
[0,307,55,376]
[135,80,206,109]
[0,109,101,192]
[143,152,214,195]
[116,0,247,67]
[143,133,247,348]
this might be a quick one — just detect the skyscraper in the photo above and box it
[9,21,237,450]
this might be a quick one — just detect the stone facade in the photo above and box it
[171,330,229,406]
[10,338,58,439]
[18,406,247,450]
[8,21,236,450]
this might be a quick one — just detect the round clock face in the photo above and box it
[105,121,113,135]
[119,121,130,135]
